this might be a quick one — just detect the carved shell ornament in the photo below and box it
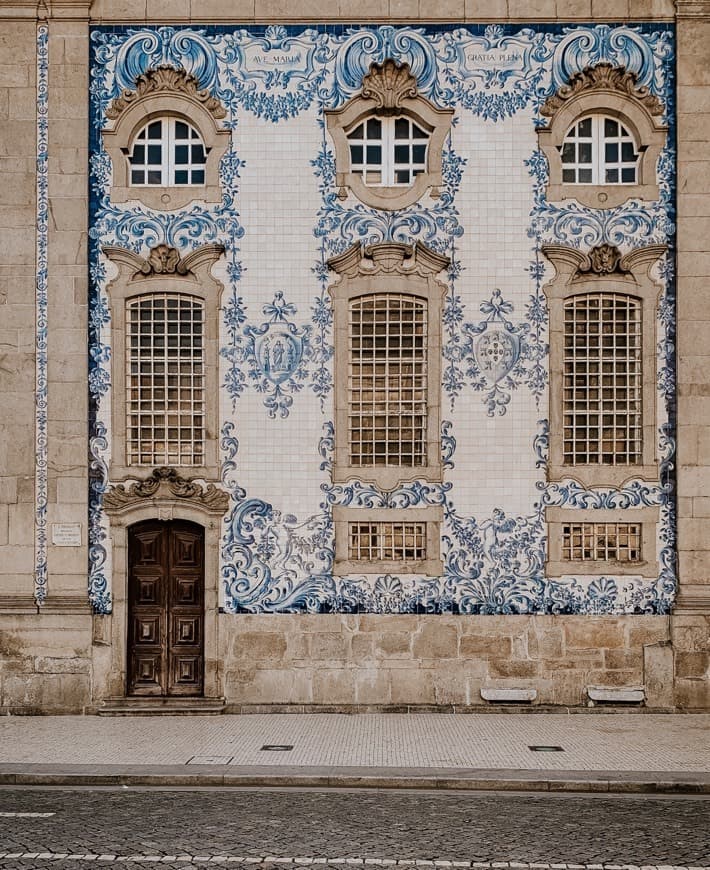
[540,62,665,118]
[360,59,419,111]
[105,65,227,121]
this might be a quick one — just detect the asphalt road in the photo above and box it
[0,787,708,869]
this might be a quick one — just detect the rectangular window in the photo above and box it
[563,293,642,466]
[562,522,642,562]
[348,521,427,562]
[348,293,427,468]
[126,293,204,466]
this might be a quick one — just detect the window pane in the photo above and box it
[579,142,592,163]
[412,144,426,163]
[604,118,618,137]
[350,145,363,164]
[147,120,162,138]
[367,118,381,137]
[394,117,409,138]
[605,142,619,162]
[175,120,189,138]
[578,117,592,137]
[366,145,381,165]
[621,141,636,162]
[394,144,409,163]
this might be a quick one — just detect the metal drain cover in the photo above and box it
[261,744,293,751]
[186,755,234,765]
[528,745,564,752]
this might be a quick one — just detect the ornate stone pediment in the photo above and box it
[360,59,419,112]
[103,242,224,281]
[541,63,665,119]
[103,467,229,515]
[105,65,227,121]
[327,241,450,279]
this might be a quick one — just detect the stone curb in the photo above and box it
[1,765,709,794]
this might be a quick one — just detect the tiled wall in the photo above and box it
[88,22,676,617]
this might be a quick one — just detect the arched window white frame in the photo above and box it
[561,115,639,186]
[537,64,667,208]
[325,59,453,211]
[129,118,207,187]
[346,116,430,188]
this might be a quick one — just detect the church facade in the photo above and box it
[0,0,708,712]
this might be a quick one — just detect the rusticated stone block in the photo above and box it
[359,614,416,633]
[313,668,355,705]
[586,669,640,687]
[412,622,458,660]
[233,631,287,663]
[489,659,539,679]
[310,631,350,661]
[628,618,671,648]
[285,632,309,661]
[675,678,710,710]
[673,622,710,652]
[389,667,435,705]
[460,635,512,658]
[644,641,674,709]
[233,667,312,705]
[34,656,91,674]
[375,631,412,658]
[351,633,375,661]
[675,651,710,678]
[604,649,643,671]
[565,618,625,650]
[354,669,391,705]
[1,673,89,710]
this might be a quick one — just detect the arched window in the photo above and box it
[346,117,430,188]
[561,115,639,185]
[326,59,453,211]
[129,118,207,187]
[537,64,667,208]
[102,66,230,209]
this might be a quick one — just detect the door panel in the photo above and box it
[127,520,204,697]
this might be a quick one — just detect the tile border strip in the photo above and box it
[35,22,49,607]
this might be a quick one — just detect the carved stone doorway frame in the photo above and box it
[96,468,229,703]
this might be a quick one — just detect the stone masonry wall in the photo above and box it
[220,615,674,710]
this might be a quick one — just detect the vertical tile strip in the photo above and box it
[35,23,49,606]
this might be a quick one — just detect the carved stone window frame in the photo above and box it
[325,59,454,211]
[546,506,659,579]
[327,241,449,490]
[98,468,230,701]
[333,506,443,576]
[538,63,668,208]
[102,66,230,211]
[542,243,666,488]
[103,243,224,483]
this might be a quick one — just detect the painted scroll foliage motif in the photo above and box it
[87,23,676,616]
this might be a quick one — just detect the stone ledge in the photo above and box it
[587,685,645,703]
[481,687,537,703]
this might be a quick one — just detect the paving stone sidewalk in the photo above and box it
[1,713,709,793]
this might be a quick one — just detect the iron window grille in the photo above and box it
[348,521,428,562]
[348,293,428,468]
[562,522,642,562]
[563,292,642,466]
[126,293,205,467]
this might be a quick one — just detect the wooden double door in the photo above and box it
[127,520,205,696]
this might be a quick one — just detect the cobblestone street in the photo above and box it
[0,788,708,870]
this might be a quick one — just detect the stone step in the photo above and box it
[97,697,226,716]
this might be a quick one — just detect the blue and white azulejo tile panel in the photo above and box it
[87,22,676,616]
